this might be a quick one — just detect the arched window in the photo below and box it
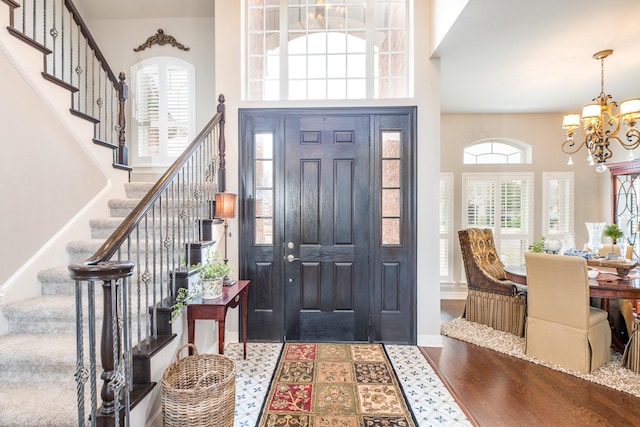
[245,0,412,100]
[463,138,531,164]
[131,57,195,166]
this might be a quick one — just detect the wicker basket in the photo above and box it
[162,343,236,427]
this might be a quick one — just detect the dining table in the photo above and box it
[504,260,640,351]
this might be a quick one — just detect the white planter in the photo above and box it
[201,278,223,299]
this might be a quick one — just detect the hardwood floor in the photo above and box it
[421,300,640,426]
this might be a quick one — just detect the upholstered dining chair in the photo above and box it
[596,244,634,259]
[524,253,611,373]
[458,228,527,336]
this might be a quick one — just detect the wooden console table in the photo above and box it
[187,280,250,359]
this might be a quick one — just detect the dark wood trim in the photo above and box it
[42,72,78,92]
[0,0,20,9]
[112,162,132,172]
[70,109,100,124]
[7,26,51,54]
[93,138,118,150]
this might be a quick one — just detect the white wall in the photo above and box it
[0,43,106,286]
[214,0,443,346]
[441,113,605,286]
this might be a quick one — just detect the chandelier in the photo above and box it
[561,49,640,173]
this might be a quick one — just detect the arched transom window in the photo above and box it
[463,138,531,164]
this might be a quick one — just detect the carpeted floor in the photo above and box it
[441,316,640,398]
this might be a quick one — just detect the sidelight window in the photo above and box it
[381,131,402,245]
[255,132,274,244]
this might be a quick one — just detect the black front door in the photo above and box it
[240,107,416,344]
[283,115,370,341]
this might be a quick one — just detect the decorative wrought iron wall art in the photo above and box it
[133,29,190,52]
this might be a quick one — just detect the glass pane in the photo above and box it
[255,160,273,187]
[347,54,366,78]
[255,133,273,159]
[327,55,346,78]
[381,218,400,245]
[382,189,400,216]
[382,132,401,157]
[327,79,346,99]
[255,189,273,216]
[308,55,327,78]
[308,79,327,99]
[382,159,400,187]
[346,79,365,99]
[289,80,307,99]
[255,218,273,244]
[289,55,307,79]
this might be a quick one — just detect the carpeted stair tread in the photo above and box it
[89,217,125,238]
[38,265,74,295]
[0,384,79,426]
[0,333,77,383]
[3,295,102,333]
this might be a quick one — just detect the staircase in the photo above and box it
[0,1,228,423]
[0,183,164,425]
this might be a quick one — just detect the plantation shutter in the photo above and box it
[543,172,574,236]
[440,174,453,280]
[463,173,533,265]
[132,58,194,166]
[465,178,495,229]
[136,64,160,157]
[166,65,190,157]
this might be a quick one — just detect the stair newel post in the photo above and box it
[69,261,133,427]
[117,71,128,166]
[99,279,118,419]
[217,94,226,192]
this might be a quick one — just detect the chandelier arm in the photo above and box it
[620,128,640,150]
[561,137,587,155]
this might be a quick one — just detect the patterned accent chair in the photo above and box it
[458,228,527,336]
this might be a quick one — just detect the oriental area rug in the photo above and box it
[257,342,417,427]
[441,316,640,398]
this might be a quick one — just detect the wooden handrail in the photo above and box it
[63,0,120,87]
[80,95,225,266]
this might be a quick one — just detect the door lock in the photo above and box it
[287,242,295,249]
[287,254,300,262]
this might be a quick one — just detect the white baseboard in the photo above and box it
[417,334,443,347]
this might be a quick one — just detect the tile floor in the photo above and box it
[224,342,471,426]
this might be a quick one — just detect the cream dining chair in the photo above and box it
[524,253,611,373]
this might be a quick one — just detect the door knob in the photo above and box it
[287,254,300,262]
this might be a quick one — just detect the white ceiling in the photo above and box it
[435,0,640,113]
[75,0,640,114]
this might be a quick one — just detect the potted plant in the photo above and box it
[603,223,624,257]
[528,236,546,253]
[170,251,231,321]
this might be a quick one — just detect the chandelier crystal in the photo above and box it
[561,49,640,172]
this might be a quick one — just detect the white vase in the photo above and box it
[201,278,223,299]
[585,222,606,254]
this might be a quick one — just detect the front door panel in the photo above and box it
[283,115,370,341]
